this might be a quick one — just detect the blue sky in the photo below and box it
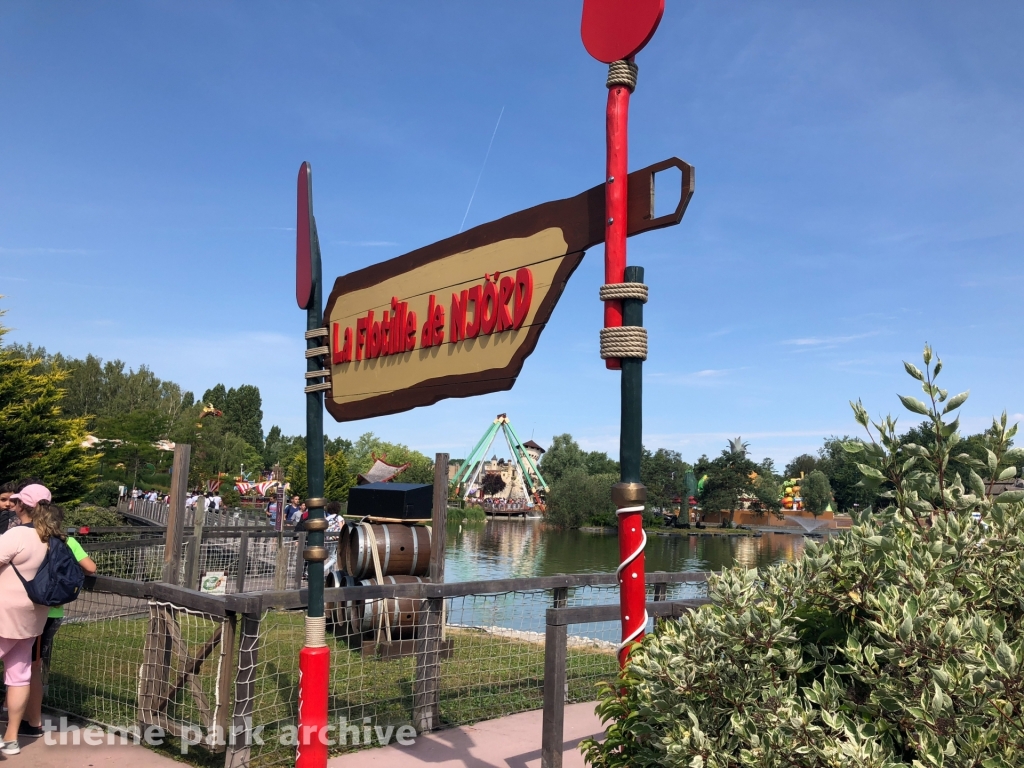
[2,2,1023,466]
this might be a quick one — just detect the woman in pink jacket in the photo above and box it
[0,484,56,755]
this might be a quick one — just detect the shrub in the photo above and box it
[546,471,618,528]
[801,469,832,514]
[84,479,121,508]
[583,347,1024,768]
[219,485,241,507]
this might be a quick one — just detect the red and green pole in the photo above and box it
[296,161,329,768]
[582,0,664,667]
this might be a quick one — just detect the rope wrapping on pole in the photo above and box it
[304,615,326,647]
[614,504,648,652]
[600,326,647,360]
[606,59,638,91]
[599,282,648,303]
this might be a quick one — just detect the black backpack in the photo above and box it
[12,536,85,607]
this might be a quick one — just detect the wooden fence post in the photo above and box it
[430,453,448,583]
[273,534,289,591]
[293,532,306,589]
[189,497,207,590]
[413,453,449,733]
[541,617,568,768]
[225,612,261,768]
[236,531,249,593]
[163,444,190,586]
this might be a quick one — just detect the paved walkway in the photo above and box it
[0,714,179,768]
[329,702,604,768]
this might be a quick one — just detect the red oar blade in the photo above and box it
[296,161,314,309]
[581,0,664,64]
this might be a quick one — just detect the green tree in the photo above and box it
[223,384,264,451]
[0,310,97,503]
[538,434,587,483]
[202,384,227,411]
[324,451,354,502]
[95,410,170,488]
[801,469,832,515]
[190,417,262,486]
[585,450,619,476]
[546,470,618,528]
[696,443,760,527]
[286,451,308,500]
[325,435,354,456]
[349,432,433,484]
[783,453,819,479]
[481,472,507,497]
[816,435,879,512]
[641,447,691,512]
[262,425,304,472]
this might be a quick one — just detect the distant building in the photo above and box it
[522,440,546,465]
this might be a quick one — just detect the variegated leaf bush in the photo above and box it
[583,347,1024,768]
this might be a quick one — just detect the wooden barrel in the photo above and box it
[347,523,431,578]
[350,575,425,640]
[324,571,358,633]
[335,521,352,572]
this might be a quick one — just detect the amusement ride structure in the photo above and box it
[451,414,549,509]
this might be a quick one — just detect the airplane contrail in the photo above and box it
[459,105,505,233]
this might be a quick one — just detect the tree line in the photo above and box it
[0,312,433,506]
[540,424,1024,529]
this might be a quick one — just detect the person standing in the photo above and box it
[0,484,57,755]
[284,495,301,524]
[0,482,18,535]
[19,528,95,737]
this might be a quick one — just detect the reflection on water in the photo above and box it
[445,519,807,582]
[440,520,814,644]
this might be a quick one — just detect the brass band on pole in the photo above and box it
[305,497,327,509]
[611,482,647,507]
[302,517,328,532]
[303,546,328,562]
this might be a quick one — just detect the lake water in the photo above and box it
[435,519,811,643]
[444,518,808,582]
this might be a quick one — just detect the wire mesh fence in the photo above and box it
[0,571,708,768]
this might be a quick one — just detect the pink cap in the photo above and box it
[10,484,52,507]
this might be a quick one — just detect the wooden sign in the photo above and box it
[296,161,315,309]
[322,157,693,422]
[581,0,664,64]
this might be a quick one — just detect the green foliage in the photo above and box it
[190,417,263,487]
[223,384,264,451]
[583,347,1024,768]
[586,450,619,476]
[641,448,690,512]
[0,309,98,504]
[348,432,433,484]
[286,451,308,501]
[817,435,879,512]
[696,443,762,526]
[202,383,227,411]
[219,485,241,507]
[63,505,126,529]
[324,451,354,502]
[539,434,588,483]
[546,471,618,528]
[262,425,303,473]
[95,409,170,486]
[458,505,486,522]
[802,469,833,514]
[785,452,820,479]
[84,480,122,507]
[6,344,196,434]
